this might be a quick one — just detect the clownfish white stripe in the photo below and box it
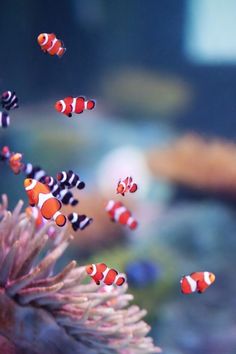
[90,264,97,277]
[60,100,66,113]
[48,37,57,51]
[69,197,73,204]
[114,207,127,221]
[25,163,33,174]
[71,98,76,112]
[4,92,11,102]
[25,179,37,191]
[52,210,62,221]
[61,171,67,182]
[37,192,53,209]
[59,189,66,198]
[186,276,197,292]
[102,267,110,280]
[204,272,211,285]
[69,173,75,185]
[105,200,115,211]
[80,217,90,229]
[70,212,77,223]
[84,101,88,110]
[127,217,135,226]
[41,33,48,46]
[35,170,46,181]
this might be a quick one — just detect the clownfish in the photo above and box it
[23,163,47,182]
[44,175,79,206]
[86,263,126,286]
[37,33,66,57]
[24,178,67,227]
[0,111,10,128]
[105,200,138,230]
[0,146,11,161]
[59,190,79,206]
[9,153,23,174]
[54,96,95,118]
[1,91,19,110]
[43,175,62,197]
[180,271,215,294]
[68,212,92,231]
[57,170,85,190]
[116,176,138,196]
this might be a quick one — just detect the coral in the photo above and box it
[0,195,160,354]
[147,134,236,196]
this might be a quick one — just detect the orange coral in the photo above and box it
[147,134,236,196]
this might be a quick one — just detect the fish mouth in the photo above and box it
[24,178,31,188]
[37,34,44,44]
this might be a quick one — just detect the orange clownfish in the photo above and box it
[54,96,95,118]
[9,153,23,174]
[37,33,66,57]
[180,271,215,294]
[86,263,126,286]
[105,200,138,230]
[116,176,138,196]
[24,178,67,227]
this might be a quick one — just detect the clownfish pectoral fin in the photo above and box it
[29,191,38,206]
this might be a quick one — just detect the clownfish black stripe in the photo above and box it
[1,91,19,111]
[68,212,92,231]
[57,170,85,190]
[0,111,10,128]
[23,163,46,182]
[59,189,79,206]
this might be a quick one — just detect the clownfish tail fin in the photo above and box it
[54,212,67,227]
[86,100,96,110]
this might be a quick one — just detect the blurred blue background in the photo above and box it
[1,1,236,353]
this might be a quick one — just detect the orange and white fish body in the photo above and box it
[105,200,138,230]
[116,176,138,196]
[24,178,67,227]
[86,263,126,286]
[37,33,66,57]
[180,271,215,294]
[54,96,95,118]
[9,153,23,174]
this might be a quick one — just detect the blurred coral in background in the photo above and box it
[147,134,236,198]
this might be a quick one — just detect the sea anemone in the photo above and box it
[0,195,161,354]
